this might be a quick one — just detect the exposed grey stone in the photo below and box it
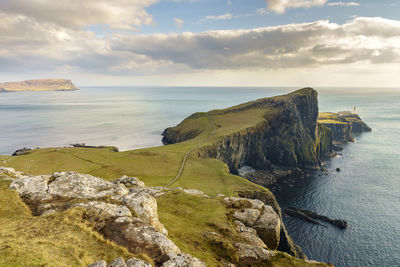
[234,243,274,265]
[126,258,152,267]
[162,253,206,267]
[87,260,107,267]
[233,208,260,226]
[123,191,167,235]
[48,172,128,199]
[115,175,145,188]
[109,257,127,267]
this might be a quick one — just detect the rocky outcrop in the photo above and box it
[88,257,151,267]
[3,167,301,266]
[6,168,204,266]
[223,197,281,250]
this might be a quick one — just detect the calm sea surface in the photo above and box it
[0,87,399,266]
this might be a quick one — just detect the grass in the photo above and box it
[318,113,347,125]
[158,191,330,267]
[0,88,331,266]
[0,179,149,267]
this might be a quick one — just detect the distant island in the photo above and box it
[0,79,78,92]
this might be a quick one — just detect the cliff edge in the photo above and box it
[0,78,78,92]
[318,112,371,143]
[163,88,332,173]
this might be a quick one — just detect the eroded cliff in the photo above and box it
[163,88,332,173]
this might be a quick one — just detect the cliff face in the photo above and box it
[163,88,331,174]
[318,112,371,143]
[0,79,78,92]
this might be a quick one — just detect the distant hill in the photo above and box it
[0,79,78,92]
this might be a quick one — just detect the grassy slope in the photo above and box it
[318,112,347,124]
[0,178,151,267]
[0,89,330,266]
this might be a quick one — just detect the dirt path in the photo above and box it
[165,112,216,187]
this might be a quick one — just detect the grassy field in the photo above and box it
[0,88,330,266]
[317,112,347,124]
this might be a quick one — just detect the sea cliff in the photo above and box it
[163,88,333,174]
[318,112,371,143]
[0,78,78,92]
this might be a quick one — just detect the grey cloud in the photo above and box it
[0,0,157,30]
[1,13,400,75]
[111,17,400,70]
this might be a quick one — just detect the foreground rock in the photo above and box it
[223,196,281,250]
[6,169,204,266]
[88,257,151,267]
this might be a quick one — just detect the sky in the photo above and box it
[0,0,400,87]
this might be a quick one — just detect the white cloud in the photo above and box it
[328,2,360,7]
[112,17,400,70]
[1,11,400,87]
[174,18,184,27]
[265,0,327,14]
[198,13,233,23]
[0,0,158,30]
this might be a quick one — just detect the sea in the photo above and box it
[0,87,399,266]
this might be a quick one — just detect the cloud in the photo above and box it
[328,2,360,7]
[174,18,184,27]
[0,0,158,30]
[1,12,400,77]
[112,17,400,70]
[198,13,233,23]
[265,0,327,14]
[0,12,164,73]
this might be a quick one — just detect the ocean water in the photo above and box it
[0,87,399,266]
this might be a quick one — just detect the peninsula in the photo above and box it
[0,88,371,267]
[0,78,78,92]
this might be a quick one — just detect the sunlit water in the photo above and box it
[0,87,399,266]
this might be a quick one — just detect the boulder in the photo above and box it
[109,257,127,267]
[223,196,281,250]
[87,261,107,267]
[76,201,132,228]
[253,206,281,250]
[234,220,266,248]
[48,172,128,199]
[233,209,260,226]
[234,243,274,265]
[126,258,152,267]
[115,176,145,188]
[123,191,167,235]
[86,258,152,267]
[103,223,180,265]
[162,253,206,267]
[10,174,52,203]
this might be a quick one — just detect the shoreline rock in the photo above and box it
[285,207,347,229]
